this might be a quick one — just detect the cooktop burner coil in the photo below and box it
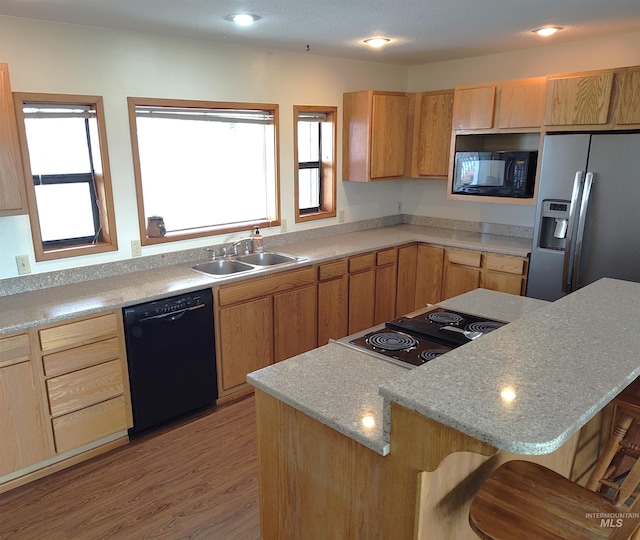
[418,349,448,362]
[367,332,418,351]
[465,321,505,333]
[427,311,464,325]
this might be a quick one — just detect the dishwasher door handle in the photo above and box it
[138,303,206,323]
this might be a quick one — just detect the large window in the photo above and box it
[14,94,118,261]
[294,106,337,223]
[128,98,280,243]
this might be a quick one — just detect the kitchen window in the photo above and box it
[294,106,337,223]
[13,94,118,261]
[128,98,280,244]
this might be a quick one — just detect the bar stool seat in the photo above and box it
[469,378,640,539]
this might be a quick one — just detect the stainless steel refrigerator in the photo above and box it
[526,132,640,301]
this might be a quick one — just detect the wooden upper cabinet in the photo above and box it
[411,90,454,178]
[452,84,496,130]
[343,90,408,182]
[544,71,614,126]
[498,77,547,129]
[616,66,640,126]
[0,63,27,216]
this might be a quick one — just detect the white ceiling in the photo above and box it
[0,0,639,66]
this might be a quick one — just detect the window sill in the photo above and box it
[295,210,336,224]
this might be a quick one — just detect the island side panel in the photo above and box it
[255,390,611,539]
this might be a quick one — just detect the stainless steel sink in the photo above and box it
[192,259,255,276]
[235,252,299,266]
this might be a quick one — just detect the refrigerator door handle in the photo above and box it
[562,171,584,293]
[570,172,594,293]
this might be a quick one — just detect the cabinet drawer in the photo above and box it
[318,259,347,281]
[52,395,129,454]
[219,267,315,307]
[0,333,29,368]
[376,248,397,267]
[446,250,481,267]
[485,255,525,276]
[43,337,121,377]
[39,313,118,352]
[349,253,375,273]
[46,359,124,418]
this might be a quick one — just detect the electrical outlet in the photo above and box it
[281,218,287,232]
[16,255,31,275]
[131,240,142,257]
[338,210,345,223]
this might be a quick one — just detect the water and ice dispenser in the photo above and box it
[537,200,570,251]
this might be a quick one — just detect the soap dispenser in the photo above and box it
[253,226,264,253]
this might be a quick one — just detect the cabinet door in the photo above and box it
[411,91,454,177]
[349,269,376,334]
[318,277,348,345]
[396,245,418,316]
[452,85,496,130]
[0,335,50,476]
[415,244,444,307]
[442,249,481,300]
[0,64,26,216]
[498,77,547,129]
[274,285,317,362]
[544,72,614,126]
[219,297,273,391]
[617,68,640,125]
[374,263,397,325]
[370,93,408,179]
[483,254,528,296]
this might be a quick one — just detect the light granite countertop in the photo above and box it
[0,224,531,335]
[380,278,640,455]
[248,279,640,456]
[247,288,549,455]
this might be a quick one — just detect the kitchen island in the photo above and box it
[247,279,640,539]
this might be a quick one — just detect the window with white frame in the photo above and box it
[13,94,118,261]
[128,98,280,243]
[294,106,337,222]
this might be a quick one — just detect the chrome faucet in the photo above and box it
[224,238,253,258]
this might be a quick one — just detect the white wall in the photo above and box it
[0,15,408,279]
[402,30,640,227]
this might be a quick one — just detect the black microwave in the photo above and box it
[452,150,537,198]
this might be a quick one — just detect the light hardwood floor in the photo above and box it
[0,395,260,540]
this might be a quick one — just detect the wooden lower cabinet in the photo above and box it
[349,268,376,333]
[317,259,349,345]
[274,285,317,362]
[415,244,444,307]
[396,244,418,315]
[442,249,482,300]
[219,297,273,391]
[38,312,132,455]
[483,253,528,295]
[374,248,397,325]
[0,333,50,477]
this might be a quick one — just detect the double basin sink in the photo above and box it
[190,252,304,278]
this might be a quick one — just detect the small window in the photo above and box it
[294,106,337,223]
[128,98,280,244]
[14,95,118,261]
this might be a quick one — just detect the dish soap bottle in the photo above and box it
[253,226,264,253]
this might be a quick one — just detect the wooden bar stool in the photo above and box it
[469,378,640,539]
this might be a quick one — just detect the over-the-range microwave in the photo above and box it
[452,150,537,198]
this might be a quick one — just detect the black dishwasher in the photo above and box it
[123,288,218,436]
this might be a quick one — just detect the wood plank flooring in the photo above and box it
[0,395,260,540]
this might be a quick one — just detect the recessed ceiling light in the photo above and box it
[227,13,260,26]
[363,37,391,48]
[532,26,563,37]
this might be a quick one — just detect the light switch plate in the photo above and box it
[281,218,287,232]
[16,255,31,275]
